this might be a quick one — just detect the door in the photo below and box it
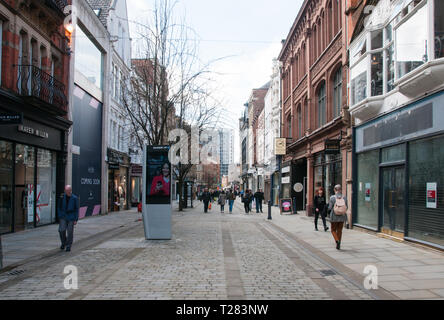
[381,166,405,236]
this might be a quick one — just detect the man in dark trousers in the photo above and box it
[58,185,79,252]
[201,188,212,213]
[254,189,265,213]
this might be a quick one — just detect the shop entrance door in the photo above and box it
[381,166,405,237]
[14,185,33,231]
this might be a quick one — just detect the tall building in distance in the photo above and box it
[219,129,234,185]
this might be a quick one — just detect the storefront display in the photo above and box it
[354,91,444,248]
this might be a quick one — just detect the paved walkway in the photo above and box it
[0,199,442,300]
[0,209,141,269]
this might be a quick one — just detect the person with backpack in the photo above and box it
[328,184,348,250]
[242,189,252,214]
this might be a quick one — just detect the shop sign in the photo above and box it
[275,138,287,155]
[0,113,22,125]
[325,139,340,154]
[282,176,290,184]
[426,183,437,209]
[109,163,120,170]
[18,125,49,139]
[365,183,371,202]
[282,166,290,174]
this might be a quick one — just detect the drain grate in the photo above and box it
[8,269,25,276]
[320,269,336,276]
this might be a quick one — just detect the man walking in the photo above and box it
[201,188,211,213]
[227,189,236,213]
[58,185,79,252]
[254,189,265,213]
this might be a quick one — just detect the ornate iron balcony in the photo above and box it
[16,65,68,115]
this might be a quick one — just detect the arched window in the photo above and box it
[327,1,333,44]
[301,43,306,75]
[333,68,342,118]
[297,105,302,138]
[312,25,317,62]
[317,82,326,127]
[337,0,342,30]
[318,19,322,55]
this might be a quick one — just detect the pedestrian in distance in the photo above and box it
[254,189,264,213]
[242,190,251,214]
[58,185,79,252]
[227,189,236,213]
[201,188,212,213]
[218,190,227,213]
[328,185,348,250]
[313,187,329,232]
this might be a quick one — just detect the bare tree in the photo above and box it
[118,0,222,211]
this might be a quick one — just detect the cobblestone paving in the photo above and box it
[0,201,379,300]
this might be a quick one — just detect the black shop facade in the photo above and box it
[0,90,70,234]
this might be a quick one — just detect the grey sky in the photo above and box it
[126,0,304,161]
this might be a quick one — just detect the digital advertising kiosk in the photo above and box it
[142,145,172,240]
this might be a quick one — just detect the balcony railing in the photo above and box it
[45,0,69,15]
[16,65,68,114]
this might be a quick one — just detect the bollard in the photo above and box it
[268,200,272,220]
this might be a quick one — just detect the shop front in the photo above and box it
[0,118,67,234]
[130,164,142,207]
[353,91,444,249]
[107,148,130,212]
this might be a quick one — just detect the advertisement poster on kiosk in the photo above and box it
[142,145,172,240]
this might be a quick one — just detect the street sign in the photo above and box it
[0,113,23,125]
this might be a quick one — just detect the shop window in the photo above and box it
[371,30,383,50]
[333,68,342,118]
[386,43,395,92]
[15,144,35,230]
[356,150,379,229]
[36,149,56,226]
[396,3,428,78]
[0,140,13,234]
[381,144,406,163]
[435,0,444,59]
[408,135,444,247]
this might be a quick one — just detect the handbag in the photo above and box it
[208,202,212,210]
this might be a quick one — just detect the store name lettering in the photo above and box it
[18,125,49,139]
[81,178,101,185]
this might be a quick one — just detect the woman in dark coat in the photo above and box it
[313,187,329,232]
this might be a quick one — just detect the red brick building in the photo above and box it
[0,0,72,233]
[278,0,352,215]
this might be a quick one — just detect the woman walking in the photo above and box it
[242,190,251,214]
[227,189,236,213]
[218,191,227,213]
[328,185,348,250]
[313,187,329,232]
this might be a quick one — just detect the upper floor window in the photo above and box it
[333,68,342,118]
[286,114,292,138]
[317,82,326,127]
[75,26,103,89]
[349,0,434,106]
[297,105,302,138]
[435,0,444,59]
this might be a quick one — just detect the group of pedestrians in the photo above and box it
[241,189,264,214]
[313,184,348,250]
[199,188,237,214]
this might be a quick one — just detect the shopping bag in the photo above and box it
[209,202,212,210]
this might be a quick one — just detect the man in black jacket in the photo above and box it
[254,189,265,213]
[201,188,212,213]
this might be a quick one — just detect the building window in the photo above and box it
[396,2,428,78]
[297,105,302,138]
[304,97,308,132]
[286,114,292,138]
[333,68,342,118]
[75,26,103,89]
[435,0,444,59]
[0,21,3,86]
[317,82,326,127]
